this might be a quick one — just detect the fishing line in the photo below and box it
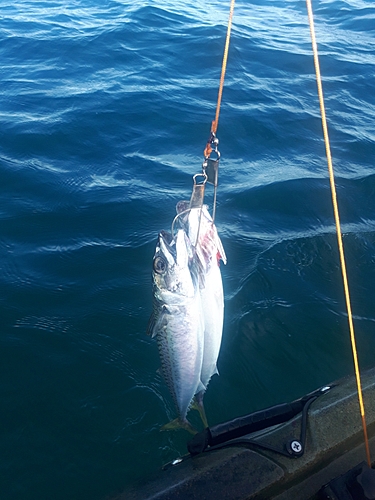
[200,0,235,224]
[306,0,371,468]
[209,0,236,138]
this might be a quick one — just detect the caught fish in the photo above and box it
[176,202,226,423]
[148,229,205,432]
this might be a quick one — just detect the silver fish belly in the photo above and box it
[198,257,224,388]
[149,229,204,423]
[178,204,226,391]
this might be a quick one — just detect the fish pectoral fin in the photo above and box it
[161,304,173,315]
[146,305,170,338]
[161,418,198,435]
[146,311,157,337]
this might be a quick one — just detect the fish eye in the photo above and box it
[153,256,166,274]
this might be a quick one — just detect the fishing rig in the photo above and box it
[178,0,235,231]
[185,0,373,471]
[189,129,220,219]
[171,128,220,241]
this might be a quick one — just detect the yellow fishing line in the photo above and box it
[306,0,371,467]
[212,0,236,135]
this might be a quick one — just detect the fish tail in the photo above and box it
[192,392,209,428]
[160,418,198,435]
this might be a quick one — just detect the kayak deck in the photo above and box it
[115,367,375,500]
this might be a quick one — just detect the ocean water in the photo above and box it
[1,0,375,498]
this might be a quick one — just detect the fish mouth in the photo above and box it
[158,231,175,257]
[154,230,176,269]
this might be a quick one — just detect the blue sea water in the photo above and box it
[1,0,375,498]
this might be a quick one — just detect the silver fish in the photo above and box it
[176,202,226,422]
[148,229,204,431]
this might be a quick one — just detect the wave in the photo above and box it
[1,1,375,498]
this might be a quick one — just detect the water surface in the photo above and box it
[1,1,375,498]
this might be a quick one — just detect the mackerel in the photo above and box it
[148,229,204,430]
[176,202,226,422]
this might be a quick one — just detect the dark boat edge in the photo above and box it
[111,367,375,500]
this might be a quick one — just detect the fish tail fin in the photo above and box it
[161,418,198,435]
[192,392,209,428]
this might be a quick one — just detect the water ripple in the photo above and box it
[1,0,375,498]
